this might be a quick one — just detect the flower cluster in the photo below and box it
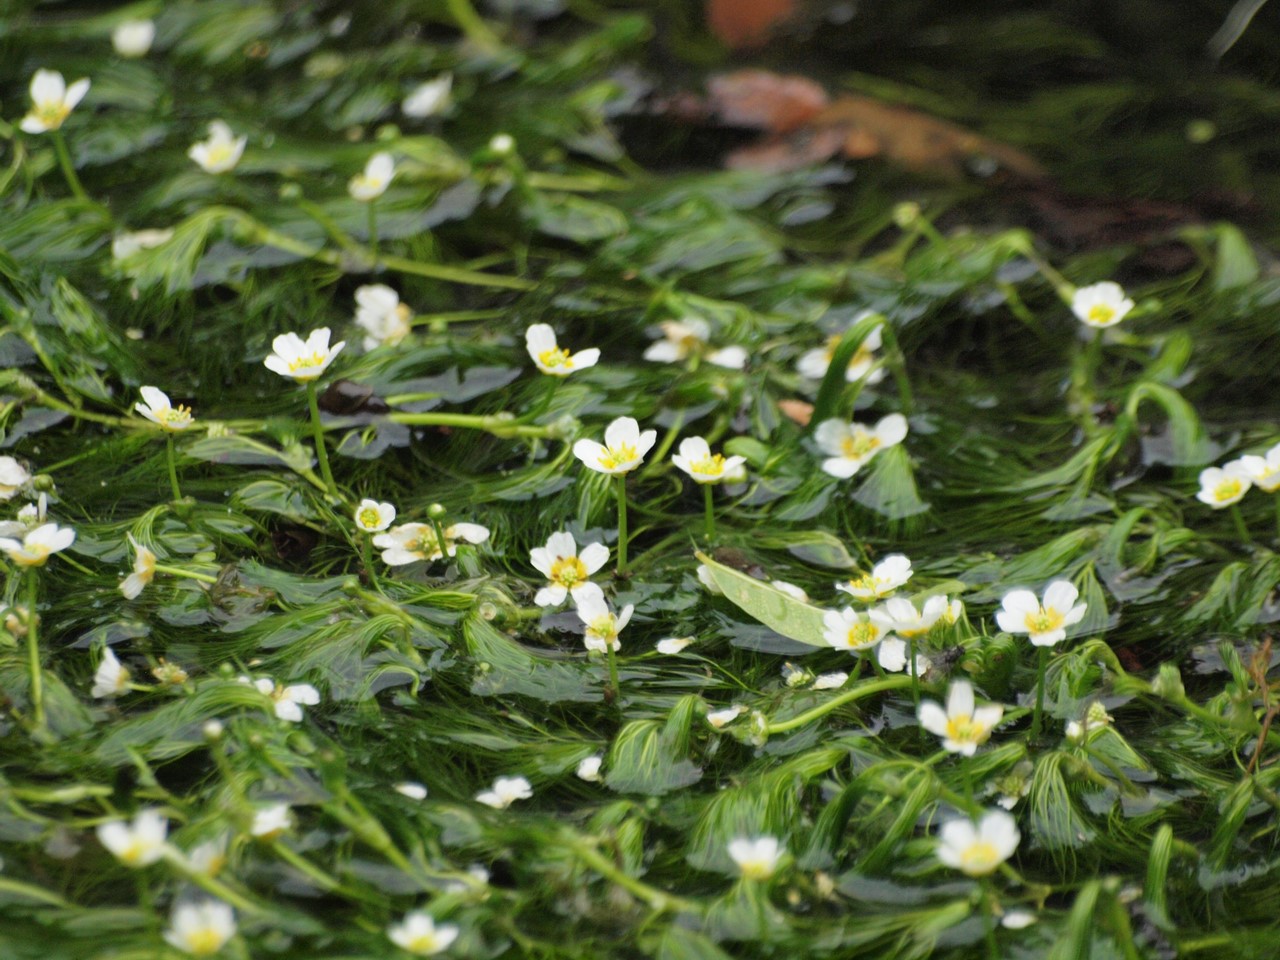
[1197,441,1280,509]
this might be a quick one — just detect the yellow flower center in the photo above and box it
[406,933,446,954]
[155,405,193,429]
[1213,478,1244,502]
[1024,607,1064,634]
[588,615,617,641]
[823,334,874,374]
[358,507,381,528]
[690,454,725,477]
[34,102,72,129]
[413,529,443,557]
[205,143,234,168]
[944,713,987,745]
[287,351,329,374]
[550,555,588,587]
[597,443,637,470]
[119,839,151,865]
[538,346,573,369]
[845,623,879,648]
[959,841,1001,875]
[840,432,880,460]
[1087,304,1115,325]
[738,858,774,880]
[183,928,228,956]
[13,544,51,567]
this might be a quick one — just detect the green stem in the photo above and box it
[614,475,629,576]
[164,434,182,501]
[51,130,88,202]
[569,839,696,913]
[1231,504,1252,544]
[162,849,262,915]
[388,410,561,439]
[366,202,379,265]
[445,0,502,48]
[605,640,621,702]
[360,534,381,592]
[152,564,219,584]
[765,675,913,735]
[703,483,715,541]
[1031,646,1048,739]
[429,516,451,564]
[25,572,44,732]
[305,380,338,498]
[982,882,1000,960]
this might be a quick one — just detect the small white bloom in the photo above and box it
[263,327,345,382]
[576,755,603,782]
[573,417,657,476]
[530,531,608,606]
[0,522,75,568]
[1196,461,1253,508]
[91,647,131,698]
[112,19,156,58]
[936,810,1020,877]
[0,493,46,538]
[164,901,236,956]
[525,324,600,376]
[995,580,1087,647]
[707,705,744,729]
[671,436,747,485]
[188,120,247,174]
[837,554,912,602]
[814,413,908,479]
[354,285,412,350]
[918,681,1003,756]
[0,456,32,500]
[823,607,884,653]
[727,836,783,880]
[20,69,90,134]
[782,662,813,687]
[874,637,932,675]
[112,228,173,261]
[696,563,723,595]
[186,835,228,876]
[873,595,952,640]
[1071,281,1134,329]
[643,318,746,370]
[576,590,633,654]
[1001,910,1037,929]
[387,911,460,956]
[812,671,849,690]
[354,499,396,533]
[797,320,885,383]
[489,133,515,155]
[395,781,429,800]
[769,580,808,602]
[250,804,293,840]
[349,152,395,202]
[657,636,694,654]
[202,720,224,741]
[475,775,533,810]
[402,74,452,118]
[373,521,489,566]
[1066,702,1114,742]
[240,675,320,722]
[1237,444,1280,493]
[136,386,194,432]
[96,808,168,866]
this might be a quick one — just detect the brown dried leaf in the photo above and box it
[706,0,798,49]
[706,70,829,134]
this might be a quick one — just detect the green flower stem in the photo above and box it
[876,323,915,416]
[360,535,381,591]
[295,198,363,258]
[569,838,697,913]
[765,675,913,735]
[0,876,70,907]
[305,380,338,498]
[51,130,88,202]
[271,842,349,894]
[388,410,564,439]
[614,475,629,576]
[703,483,715,541]
[1230,504,1252,544]
[1031,646,1048,739]
[981,881,1000,960]
[445,0,502,49]
[25,572,44,732]
[152,564,219,584]
[429,516,451,562]
[164,434,182,501]
[366,201,379,265]
[604,641,622,702]
[162,848,262,915]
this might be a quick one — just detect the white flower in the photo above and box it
[475,775,532,809]
[112,19,156,58]
[354,499,396,533]
[0,494,46,538]
[671,436,747,485]
[530,531,608,606]
[696,564,723,595]
[995,581,1087,647]
[782,662,813,687]
[186,835,228,876]
[96,808,168,866]
[707,705,744,728]
[250,804,292,840]
[1237,444,1280,493]
[395,782,429,800]
[354,285,412,350]
[403,75,453,118]
[1001,910,1037,930]
[119,533,157,599]
[936,810,1020,877]
[91,647,131,698]
[112,228,173,261]
[349,152,395,201]
[135,386,194,431]
[576,590,633,654]
[19,69,90,134]
[240,676,320,722]
[489,133,516,155]
[263,327,345,382]
[573,417,657,476]
[812,671,849,690]
[814,413,907,479]
[873,595,952,640]
[823,607,884,653]
[164,901,236,956]
[727,836,783,880]
[797,320,885,383]
[1065,702,1114,743]
[990,761,1033,811]
[525,324,600,376]
[837,554,912,602]
[188,121,247,174]
[0,522,75,568]
[388,911,460,956]
[769,580,807,601]
[0,456,31,500]
[918,681,1003,756]
[657,636,694,654]
[373,521,489,566]
[576,755,603,782]
[1196,462,1253,508]
[1071,281,1134,329]
[643,318,746,369]
[875,637,932,674]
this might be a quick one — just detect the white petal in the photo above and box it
[1042,580,1079,613]
[577,542,610,574]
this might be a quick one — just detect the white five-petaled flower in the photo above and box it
[576,755,603,782]
[996,580,1087,647]
[136,386,195,431]
[119,533,156,599]
[388,911,460,956]
[657,636,694,654]
[838,554,912,601]
[0,456,31,500]
[573,417,657,476]
[1236,445,1280,493]
[239,676,321,722]
[643,318,747,369]
[797,319,885,383]
[373,521,490,566]
[525,324,600,376]
[1196,462,1253,508]
[576,590,633,654]
[402,74,453,118]
[164,901,236,957]
[918,681,1003,756]
[1071,281,1134,329]
[186,835,229,876]
[707,705,744,728]
[19,69,90,134]
[250,804,292,840]
[188,120,247,174]
[0,522,76,567]
[873,595,953,640]
[349,152,395,201]
[112,19,156,58]
[814,413,907,479]
[671,436,747,485]
[875,637,932,675]
[475,775,533,810]
[823,607,884,653]
[354,499,396,533]
[96,808,169,866]
[727,836,784,880]
[936,810,1020,877]
[530,531,608,606]
[91,647,131,698]
[354,285,413,350]
[263,328,345,382]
